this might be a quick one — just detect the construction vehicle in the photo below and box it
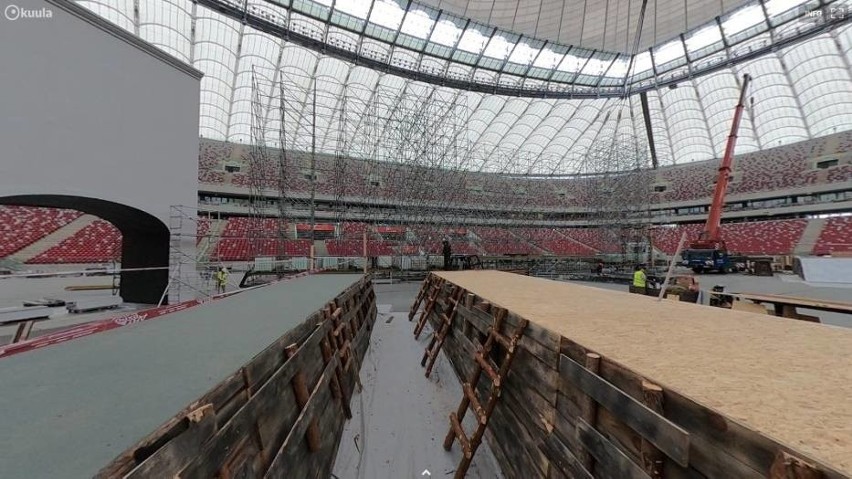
[681,74,751,274]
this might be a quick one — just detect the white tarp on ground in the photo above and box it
[333,303,503,479]
[795,257,852,284]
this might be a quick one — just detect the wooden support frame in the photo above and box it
[559,354,691,467]
[414,272,850,479]
[98,276,377,479]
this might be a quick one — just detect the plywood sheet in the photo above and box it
[436,271,852,474]
[0,274,363,479]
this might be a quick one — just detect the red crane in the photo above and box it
[682,73,751,273]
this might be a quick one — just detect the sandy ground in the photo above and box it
[437,270,852,474]
[333,283,503,479]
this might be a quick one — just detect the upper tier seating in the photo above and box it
[814,217,852,255]
[27,220,121,264]
[197,131,850,208]
[0,206,82,257]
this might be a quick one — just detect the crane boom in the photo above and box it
[699,73,752,243]
[681,74,751,273]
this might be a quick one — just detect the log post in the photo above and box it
[640,380,665,478]
[285,344,321,452]
[579,352,601,472]
[769,451,824,479]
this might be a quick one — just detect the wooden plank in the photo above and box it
[596,405,642,464]
[285,344,321,453]
[539,431,594,479]
[559,354,690,467]
[126,405,217,478]
[483,426,522,479]
[95,404,203,477]
[505,347,558,406]
[264,356,337,478]
[177,323,331,478]
[488,395,549,477]
[577,418,652,479]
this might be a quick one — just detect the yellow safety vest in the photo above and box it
[216,271,227,284]
[633,270,646,288]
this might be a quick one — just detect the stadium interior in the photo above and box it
[1,0,851,478]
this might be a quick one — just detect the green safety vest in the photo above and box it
[633,270,646,288]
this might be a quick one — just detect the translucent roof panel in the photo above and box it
[79,0,852,174]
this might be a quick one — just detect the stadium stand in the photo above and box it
[210,217,308,261]
[196,218,210,245]
[326,240,394,256]
[27,219,121,264]
[514,228,593,256]
[562,228,623,254]
[814,216,852,255]
[720,220,808,255]
[0,206,82,257]
[195,132,851,208]
[3,131,850,264]
[649,224,704,254]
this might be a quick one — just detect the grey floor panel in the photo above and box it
[0,273,362,479]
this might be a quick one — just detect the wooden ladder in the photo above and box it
[409,275,436,321]
[420,285,464,377]
[443,307,528,479]
[413,276,445,339]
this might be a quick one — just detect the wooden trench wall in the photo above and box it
[97,276,376,479]
[419,273,846,479]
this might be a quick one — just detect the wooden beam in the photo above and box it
[579,353,601,472]
[577,418,652,479]
[539,432,594,479]
[560,354,691,467]
[285,344,321,452]
[641,380,665,478]
[125,405,216,478]
[769,451,824,479]
[265,355,338,477]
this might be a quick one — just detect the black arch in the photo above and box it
[0,195,169,304]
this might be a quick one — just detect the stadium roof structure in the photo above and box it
[80,0,852,173]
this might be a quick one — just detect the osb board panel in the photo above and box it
[435,271,852,474]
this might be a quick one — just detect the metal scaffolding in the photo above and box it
[197,69,657,266]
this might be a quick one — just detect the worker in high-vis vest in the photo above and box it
[631,264,647,295]
[215,267,229,294]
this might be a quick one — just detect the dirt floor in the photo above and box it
[435,270,852,474]
[333,283,503,479]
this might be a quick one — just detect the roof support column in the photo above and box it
[640,92,659,168]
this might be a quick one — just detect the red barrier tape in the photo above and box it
[0,269,321,359]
